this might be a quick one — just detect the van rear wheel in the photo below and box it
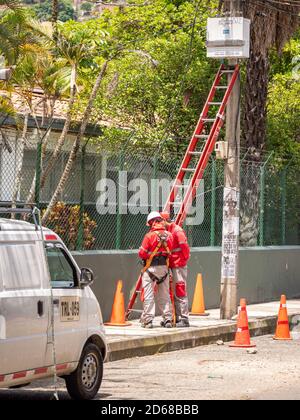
[65,343,103,400]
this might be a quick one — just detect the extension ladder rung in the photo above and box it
[181,168,195,173]
[221,70,235,73]
[195,134,209,139]
[188,151,202,156]
[202,118,216,122]
[216,86,228,89]
[208,102,222,106]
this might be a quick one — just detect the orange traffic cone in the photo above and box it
[190,273,209,316]
[105,280,131,327]
[273,295,292,340]
[230,298,256,348]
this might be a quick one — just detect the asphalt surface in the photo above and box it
[1,334,300,400]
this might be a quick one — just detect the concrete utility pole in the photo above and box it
[220,0,242,319]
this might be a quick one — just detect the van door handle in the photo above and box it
[53,299,59,306]
[37,300,44,317]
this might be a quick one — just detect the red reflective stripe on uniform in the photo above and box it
[278,321,289,325]
[34,367,48,375]
[0,375,5,382]
[57,364,68,371]
[171,248,181,253]
[13,371,27,379]
[140,246,151,254]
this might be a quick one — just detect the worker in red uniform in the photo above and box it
[138,211,174,329]
[160,211,191,327]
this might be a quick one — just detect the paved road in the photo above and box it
[1,335,300,400]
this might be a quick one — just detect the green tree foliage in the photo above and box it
[267,34,300,163]
[62,0,220,155]
[81,2,93,13]
[33,0,76,22]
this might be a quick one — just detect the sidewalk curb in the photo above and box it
[106,314,296,362]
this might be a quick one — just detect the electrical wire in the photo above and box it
[250,0,300,17]
[155,0,205,154]
[248,3,300,30]
[258,0,300,6]
[129,0,205,178]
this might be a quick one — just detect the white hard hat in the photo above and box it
[146,211,162,226]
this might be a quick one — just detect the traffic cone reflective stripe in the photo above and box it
[273,295,292,340]
[230,298,256,348]
[105,280,131,327]
[190,273,209,316]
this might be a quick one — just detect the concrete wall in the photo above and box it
[72,247,300,322]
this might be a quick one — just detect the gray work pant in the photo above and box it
[172,266,189,321]
[140,265,172,325]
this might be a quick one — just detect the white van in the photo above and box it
[0,213,107,400]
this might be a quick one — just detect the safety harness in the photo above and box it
[143,231,171,284]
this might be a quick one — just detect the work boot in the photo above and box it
[176,319,190,328]
[160,320,173,328]
[141,321,153,329]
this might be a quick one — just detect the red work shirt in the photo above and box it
[168,222,190,268]
[139,222,173,261]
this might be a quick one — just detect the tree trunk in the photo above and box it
[243,52,269,150]
[239,163,261,246]
[40,86,76,190]
[11,113,29,218]
[42,60,108,224]
[52,0,59,40]
[239,53,269,245]
[25,104,55,205]
[26,83,77,204]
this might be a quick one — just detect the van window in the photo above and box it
[0,243,42,290]
[46,245,77,288]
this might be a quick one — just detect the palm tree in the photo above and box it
[52,0,58,39]
[42,59,109,223]
[220,0,300,151]
[24,27,95,206]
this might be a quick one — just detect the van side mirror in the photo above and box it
[80,268,94,287]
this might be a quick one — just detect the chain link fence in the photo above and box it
[0,127,299,250]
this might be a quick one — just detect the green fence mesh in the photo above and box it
[0,129,299,251]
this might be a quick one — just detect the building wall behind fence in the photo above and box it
[73,246,300,322]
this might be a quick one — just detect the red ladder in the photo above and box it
[125,64,240,320]
[164,63,240,226]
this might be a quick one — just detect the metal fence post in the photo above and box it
[259,165,265,247]
[116,150,125,250]
[281,168,287,246]
[77,144,86,251]
[152,155,158,211]
[210,159,216,247]
[259,152,274,247]
[35,140,42,208]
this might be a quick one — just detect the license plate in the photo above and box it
[60,297,80,322]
